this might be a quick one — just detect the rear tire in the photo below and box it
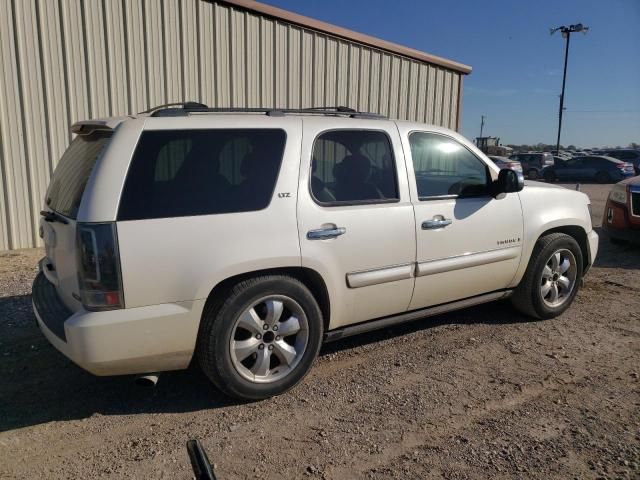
[511,233,583,319]
[595,171,611,183]
[197,275,323,400]
[527,169,539,180]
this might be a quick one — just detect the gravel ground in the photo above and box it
[0,183,638,479]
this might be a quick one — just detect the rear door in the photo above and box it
[297,118,416,329]
[41,130,113,311]
[556,158,585,180]
[584,157,607,178]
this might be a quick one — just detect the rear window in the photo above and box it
[45,131,112,219]
[118,129,286,220]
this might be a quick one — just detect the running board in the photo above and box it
[324,290,512,342]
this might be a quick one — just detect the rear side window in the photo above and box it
[118,129,286,220]
[311,130,398,205]
[46,131,112,219]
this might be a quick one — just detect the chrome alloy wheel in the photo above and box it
[229,295,309,383]
[540,249,577,308]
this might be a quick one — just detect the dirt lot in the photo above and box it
[0,183,638,479]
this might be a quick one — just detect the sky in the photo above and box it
[263,0,640,148]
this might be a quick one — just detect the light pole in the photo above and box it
[550,24,588,155]
[479,115,485,138]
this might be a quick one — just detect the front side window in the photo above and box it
[409,132,490,199]
[118,129,286,220]
[311,130,399,205]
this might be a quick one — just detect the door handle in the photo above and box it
[422,218,452,229]
[307,226,346,240]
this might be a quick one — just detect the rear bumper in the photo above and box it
[32,272,204,376]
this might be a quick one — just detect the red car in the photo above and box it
[603,176,640,244]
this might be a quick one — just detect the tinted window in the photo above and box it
[566,158,585,167]
[585,157,609,167]
[311,130,398,204]
[46,131,112,219]
[409,132,490,199]
[118,129,286,220]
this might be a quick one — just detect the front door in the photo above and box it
[398,128,524,311]
[297,118,416,329]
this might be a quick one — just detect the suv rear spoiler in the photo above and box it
[71,121,113,135]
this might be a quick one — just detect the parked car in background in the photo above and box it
[488,155,523,174]
[602,176,640,244]
[542,155,635,183]
[598,149,640,175]
[509,152,554,180]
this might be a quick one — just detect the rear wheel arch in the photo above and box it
[202,267,331,331]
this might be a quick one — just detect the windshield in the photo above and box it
[45,131,112,219]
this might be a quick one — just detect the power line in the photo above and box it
[565,110,640,113]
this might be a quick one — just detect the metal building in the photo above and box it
[0,0,471,251]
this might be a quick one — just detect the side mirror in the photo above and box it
[493,168,524,197]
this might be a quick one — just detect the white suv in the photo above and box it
[33,104,598,400]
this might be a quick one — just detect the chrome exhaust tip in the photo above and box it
[135,373,160,387]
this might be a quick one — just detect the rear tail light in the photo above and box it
[507,162,522,170]
[616,163,633,170]
[76,223,124,310]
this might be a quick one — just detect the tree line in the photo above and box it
[505,142,639,152]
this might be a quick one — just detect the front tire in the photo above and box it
[197,275,323,400]
[511,233,583,319]
[527,169,539,180]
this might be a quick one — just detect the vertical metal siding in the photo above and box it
[0,0,463,250]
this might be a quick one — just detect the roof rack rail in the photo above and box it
[140,101,208,115]
[143,102,386,119]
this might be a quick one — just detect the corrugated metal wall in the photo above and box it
[0,0,463,250]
